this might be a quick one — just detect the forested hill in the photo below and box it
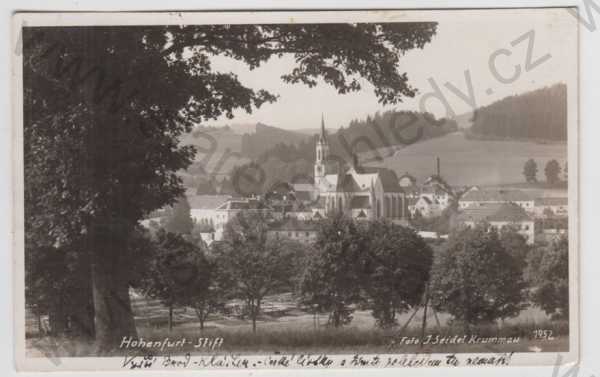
[252,110,457,163]
[331,111,457,159]
[241,123,312,159]
[469,83,567,141]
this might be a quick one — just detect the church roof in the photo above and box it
[336,174,364,193]
[354,166,404,193]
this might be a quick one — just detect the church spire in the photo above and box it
[319,113,327,143]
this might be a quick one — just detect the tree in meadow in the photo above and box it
[523,159,538,183]
[300,214,367,327]
[215,211,300,333]
[363,221,433,328]
[142,230,210,332]
[545,159,562,184]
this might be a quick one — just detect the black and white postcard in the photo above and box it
[12,8,579,371]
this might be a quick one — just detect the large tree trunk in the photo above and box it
[48,293,66,336]
[90,231,137,354]
[68,288,96,339]
[68,250,96,339]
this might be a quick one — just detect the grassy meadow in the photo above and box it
[26,291,569,357]
[360,132,567,187]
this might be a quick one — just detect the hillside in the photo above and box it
[364,131,567,187]
[241,123,312,158]
[452,111,475,130]
[327,111,457,161]
[179,127,250,187]
[469,83,567,141]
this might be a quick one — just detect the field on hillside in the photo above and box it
[361,132,567,187]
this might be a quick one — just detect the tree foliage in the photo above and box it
[523,159,538,183]
[430,226,528,329]
[545,159,562,184]
[215,211,300,332]
[190,253,229,331]
[470,84,567,141]
[499,226,530,267]
[527,237,569,320]
[163,196,194,235]
[363,221,433,328]
[142,230,211,331]
[300,214,367,327]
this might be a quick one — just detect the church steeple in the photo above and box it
[314,113,329,185]
[319,113,327,144]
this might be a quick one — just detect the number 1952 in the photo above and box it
[532,329,555,341]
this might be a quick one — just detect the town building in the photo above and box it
[533,197,568,218]
[398,172,417,189]
[188,194,231,226]
[458,189,534,212]
[266,218,319,245]
[187,195,271,241]
[456,202,535,244]
[409,195,443,218]
[420,184,451,210]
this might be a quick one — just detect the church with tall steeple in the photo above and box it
[310,115,408,222]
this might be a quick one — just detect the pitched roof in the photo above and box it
[534,197,568,206]
[216,198,270,211]
[457,203,532,223]
[460,189,533,203]
[293,183,315,192]
[336,174,364,193]
[354,166,404,193]
[187,194,231,210]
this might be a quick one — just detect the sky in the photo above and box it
[203,8,577,131]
